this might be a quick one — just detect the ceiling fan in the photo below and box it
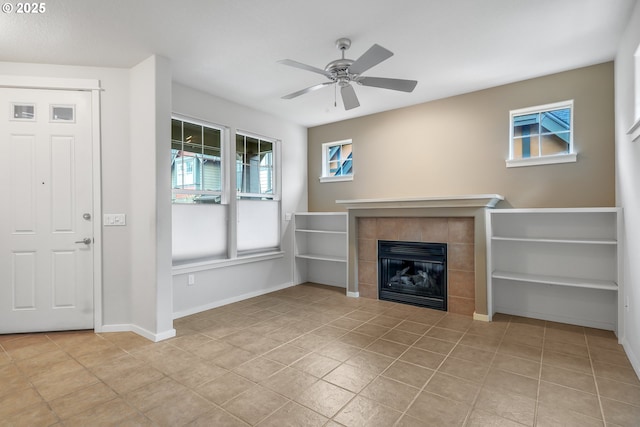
[278,38,418,110]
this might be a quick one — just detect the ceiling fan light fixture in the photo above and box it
[279,37,418,110]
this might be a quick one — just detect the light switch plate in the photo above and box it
[104,214,126,226]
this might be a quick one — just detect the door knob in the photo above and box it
[75,238,92,245]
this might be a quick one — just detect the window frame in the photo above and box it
[171,115,227,204]
[506,100,576,168]
[320,139,354,183]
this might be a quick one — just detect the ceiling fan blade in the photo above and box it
[348,44,393,75]
[358,77,418,92]
[341,84,360,110]
[282,81,334,99]
[277,59,330,77]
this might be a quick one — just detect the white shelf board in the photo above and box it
[492,270,618,291]
[490,207,619,214]
[294,212,347,216]
[295,229,347,235]
[492,236,617,245]
[296,253,347,263]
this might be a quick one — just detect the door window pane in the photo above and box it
[50,105,75,122]
[12,103,35,120]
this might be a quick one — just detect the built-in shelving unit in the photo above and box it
[293,212,347,288]
[486,208,622,333]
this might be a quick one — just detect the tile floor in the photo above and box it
[1,283,639,426]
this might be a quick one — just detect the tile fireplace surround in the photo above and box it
[337,195,504,320]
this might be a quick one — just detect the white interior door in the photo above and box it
[0,88,94,333]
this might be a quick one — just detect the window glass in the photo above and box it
[171,118,223,204]
[11,103,35,120]
[236,133,275,199]
[321,140,353,180]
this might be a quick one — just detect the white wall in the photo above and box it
[171,83,308,317]
[129,56,175,340]
[0,61,133,328]
[615,0,640,378]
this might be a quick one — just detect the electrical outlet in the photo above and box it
[188,274,195,286]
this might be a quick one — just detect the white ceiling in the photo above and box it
[1,0,636,127]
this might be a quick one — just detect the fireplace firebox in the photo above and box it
[378,240,447,310]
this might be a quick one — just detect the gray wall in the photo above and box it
[308,62,615,211]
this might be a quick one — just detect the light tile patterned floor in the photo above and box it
[1,283,639,426]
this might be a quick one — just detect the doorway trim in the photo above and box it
[0,75,104,332]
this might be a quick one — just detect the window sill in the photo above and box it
[172,251,284,275]
[319,175,354,183]
[506,153,577,168]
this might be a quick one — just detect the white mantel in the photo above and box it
[336,194,504,210]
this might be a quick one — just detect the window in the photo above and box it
[235,132,280,254]
[321,139,353,182]
[171,116,283,265]
[236,133,275,199]
[507,100,576,168]
[171,117,223,203]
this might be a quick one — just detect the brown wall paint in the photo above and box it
[308,62,615,211]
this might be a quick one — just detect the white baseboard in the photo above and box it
[172,281,296,319]
[622,338,640,381]
[346,291,359,298]
[99,324,131,333]
[473,312,490,322]
[99,324,176,342]
[132,325,176,342]
[494,305,616,331]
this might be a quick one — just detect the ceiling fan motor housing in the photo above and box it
[325,59,355,85]
[326,38,356,85]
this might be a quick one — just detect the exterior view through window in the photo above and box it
[509,101,574,167]
[171,118,223,204]
[236,133,274,199]
[321,139,353,182]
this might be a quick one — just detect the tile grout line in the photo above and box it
[533,321,546,427]
[587,333,609,426]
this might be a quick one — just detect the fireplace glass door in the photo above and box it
[378,240,447,310]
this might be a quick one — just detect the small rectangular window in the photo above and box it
[11,103,35,121]
[50,105,75,122]
[171,117,223,204]
[321,139,353,182]
[507,101,576,168]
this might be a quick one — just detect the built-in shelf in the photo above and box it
[293,212,348,289]
[492,236,617,245]
[295,253,347,263]
[492,270,618,291]
[487,208,622,333]
[296,229,347,235]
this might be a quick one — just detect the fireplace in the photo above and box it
[378,240,447,310]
